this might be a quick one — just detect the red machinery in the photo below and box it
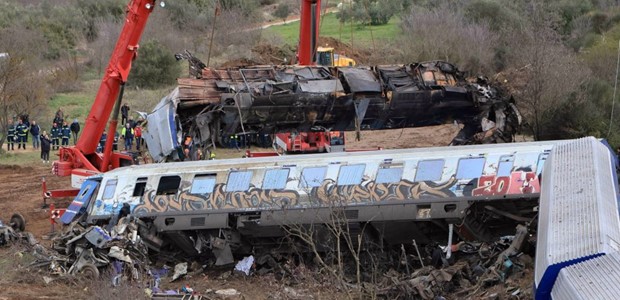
[297,0,321,65]
[274,131,345,153]
[53,0,158,184]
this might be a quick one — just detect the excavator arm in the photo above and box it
[54,0,159,180]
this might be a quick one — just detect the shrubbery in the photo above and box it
[127,40,181,89]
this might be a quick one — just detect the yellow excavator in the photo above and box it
[316,46,356,67]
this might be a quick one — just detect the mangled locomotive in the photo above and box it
[62,140,556,265]
[144,59,522,161]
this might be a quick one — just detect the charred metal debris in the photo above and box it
[145,53,521,161]
[4,213,533,299]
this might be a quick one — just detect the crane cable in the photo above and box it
[206,0,221,68]
[607,39,620,138]
[362,2,376,53]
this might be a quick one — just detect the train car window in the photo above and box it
[537,153,549,175]
[376,167,403,184]
[226,171,253,192]
[415,159,444,182]
[300,167,327,188]
[156,176,181,195]
[191,174,217,194]
[78,185,92,198]
[262,169,290,190]
[456,157,486,180]
[337,164,365,186]
[497,156,514,177]
[102,179,118,200]
[132,177,148,197]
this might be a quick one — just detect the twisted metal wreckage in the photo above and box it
[144,54,522,161]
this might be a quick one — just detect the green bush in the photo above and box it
[465,0,519,31]
[337,0,400,26]
[274,4,290,22]
[77,0,125,41]
[127,40,182,89]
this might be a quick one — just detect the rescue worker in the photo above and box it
[6,119,15,151]
[61,121,71,146]
[50,123,60,150]
[134,124,142,151]
[70,118,80,145]
[40,131,51,163]
[230,134,240,151]
[239,133,246,149]
[113,132,119,151]
[15,118,28,149]
[30,120,40,150]
[183,135,193,151]
[121,123,134,151]
[21,116,30,144]
[127,115,136,128]
[98,132,107,153]
[53,108,64,126]
[121,103,130,125]
[209,151,216,160]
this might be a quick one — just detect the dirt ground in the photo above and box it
[0,125,534,299]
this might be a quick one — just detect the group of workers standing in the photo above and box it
[5,109,81,163]
[97,103,143,153]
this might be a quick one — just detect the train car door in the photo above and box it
[61,179,100,224]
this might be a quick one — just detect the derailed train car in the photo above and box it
[62,140,559,264]
[144,60,522,161]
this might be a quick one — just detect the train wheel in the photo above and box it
[10,213,26,232]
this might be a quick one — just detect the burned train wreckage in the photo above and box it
[145,58,521,161]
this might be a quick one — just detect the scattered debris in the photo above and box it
[234,255,254,276]
[7,208,533,299]
[27,216,148,282]
[0,213,27,246]
[378,225,534,299]
[215,288,242,299]
[171,262,188,282]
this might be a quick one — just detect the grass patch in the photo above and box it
[264,12,401,47]
[0,148,44,165]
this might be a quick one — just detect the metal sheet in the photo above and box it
[339,68,381,93]
[298,79,344,93]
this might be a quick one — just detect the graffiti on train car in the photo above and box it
[472,171,539,196]
[310,177,458,204]
[134,184,301,215]
[132,171,540,214]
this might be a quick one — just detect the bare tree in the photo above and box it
[400,4,499,75]
[507,1,590,140]
[280,187,385,299]
[0,26,49,150]
[89,18,120,76]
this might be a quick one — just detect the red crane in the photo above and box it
[297,0,321,65]
[53,0,159,182]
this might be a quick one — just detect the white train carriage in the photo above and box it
[61,140,563,261]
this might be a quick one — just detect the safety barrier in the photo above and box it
[49,203,66,232]
[534,137,620,299]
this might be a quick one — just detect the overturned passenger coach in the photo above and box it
[62,140,560,264]
[144,60,522,162]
